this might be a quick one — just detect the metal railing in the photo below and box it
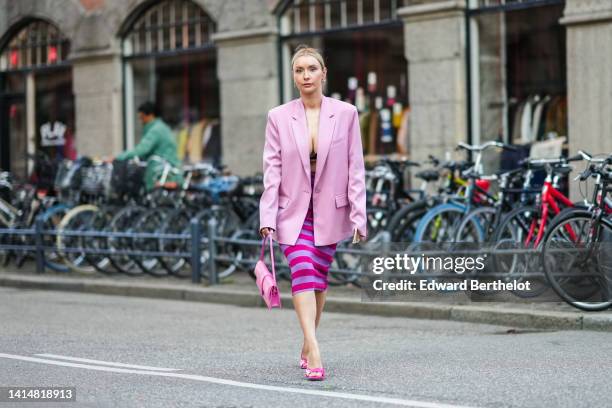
[0,216,560,284]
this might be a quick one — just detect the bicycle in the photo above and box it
[491,154,584,297]
[541,151,612,310]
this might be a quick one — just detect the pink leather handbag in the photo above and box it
[254,235,282,309]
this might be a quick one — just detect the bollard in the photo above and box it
[190,219,201,283]
[34,216,45,274]
[207,217,218,285]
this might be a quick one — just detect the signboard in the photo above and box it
[40,121,66,147]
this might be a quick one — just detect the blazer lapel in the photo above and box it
[290,100,311,181]
[290,96,338,188]
[314,96,337,190]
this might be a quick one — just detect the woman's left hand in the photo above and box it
[352,228,366,244]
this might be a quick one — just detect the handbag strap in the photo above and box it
[259,235,276,281]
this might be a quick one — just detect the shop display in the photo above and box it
[331,73,409,157]
[510,94,567,144]
[470,2,566,147]
[177,118,221,167]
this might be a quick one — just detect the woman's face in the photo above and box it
[293,55,326,96]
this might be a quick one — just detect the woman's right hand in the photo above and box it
[259,227,275,238]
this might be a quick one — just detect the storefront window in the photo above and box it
[280,0,409,161]
[122,0,220,166]
[468,0,567,146]
[35,68,76,162]
[0,20,74,182]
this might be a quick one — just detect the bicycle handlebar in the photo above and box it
[456,141,517,152]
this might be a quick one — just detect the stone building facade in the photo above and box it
[0,0,610,187]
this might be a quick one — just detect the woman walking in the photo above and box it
[259,45,367,381]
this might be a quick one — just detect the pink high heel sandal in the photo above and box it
[304,366,326,381]
[300,355,308,369]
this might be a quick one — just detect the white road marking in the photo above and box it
[0,353,479,408]
[34,353,182,371]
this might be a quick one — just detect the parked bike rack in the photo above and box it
[0,216,568,286]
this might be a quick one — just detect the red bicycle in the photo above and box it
[492,155,584,297]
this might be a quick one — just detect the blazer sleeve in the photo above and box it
[259,111,282,232]
[347,107,367,238]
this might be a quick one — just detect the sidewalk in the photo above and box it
[2,266,612,332]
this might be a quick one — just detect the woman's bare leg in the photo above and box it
[314,290,327,327]
[300,290,327,358]
[293,291,323,368]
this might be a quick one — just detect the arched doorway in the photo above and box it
[0,19,75,182]
[120,0,221,166]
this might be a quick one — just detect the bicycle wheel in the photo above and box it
[13,203,69,271]
[491,205,548,298]
[56,205,98,274]
[39,204,71,272]
[454,207,501,296]
[413,202,467,243]
[108,205,146,276]
[542,210,612,311]
[386,200,430,242]
[130,208,169,277]
[83,205,117,275]
[194,207,242,280]
[455,207,497,243]
[158,208,192,278]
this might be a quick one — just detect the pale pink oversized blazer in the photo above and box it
[259,95,367,246]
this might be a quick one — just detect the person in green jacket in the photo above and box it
[116,102,182,191]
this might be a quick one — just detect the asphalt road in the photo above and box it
[1,287,611,408]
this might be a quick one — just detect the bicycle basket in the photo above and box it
[111,159,145,196]
[82,163,113,196]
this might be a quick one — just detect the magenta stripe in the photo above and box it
[285,245,333,262]
[292,282,328,293]
[292,268,328,280]
[285,249,331,266]
[288,256,331,273]
[288,254,331,270]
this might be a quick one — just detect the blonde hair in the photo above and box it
[291,44,326,71]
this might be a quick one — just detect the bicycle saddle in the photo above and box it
[415,169,439,182]
[551,166,572,175]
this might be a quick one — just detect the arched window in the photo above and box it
[121,0,220,166]
[0,19,70,71]
[278,0,409,158]
[122,0,216,57]
[278,0,405,36]
[0,19,74,182]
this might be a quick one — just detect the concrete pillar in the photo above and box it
[398,0,468,163]
[561,0,612,159]
[212,27,279,175]
[71,53,124,158]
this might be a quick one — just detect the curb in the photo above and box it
[1,274,611,332]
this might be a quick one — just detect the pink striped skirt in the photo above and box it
[279,171,338,295]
